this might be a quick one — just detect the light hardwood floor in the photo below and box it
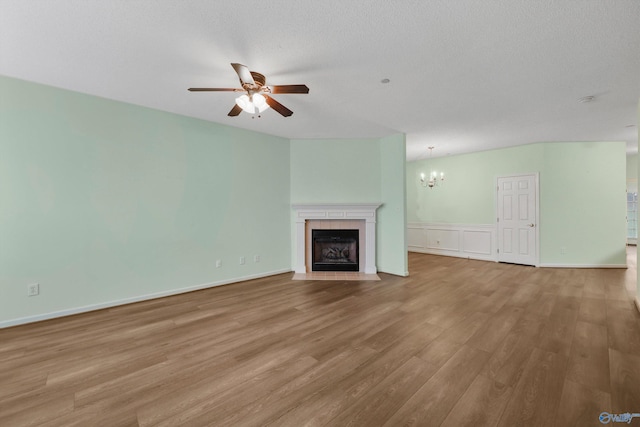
[2,251,640,426]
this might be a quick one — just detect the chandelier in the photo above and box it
[420,146,444,188]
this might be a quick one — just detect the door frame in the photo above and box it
[495,173,540,267]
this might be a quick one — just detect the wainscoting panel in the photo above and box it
[462,230,493,255]
[426,228,460,252]
[407,225,425,250]
[408,223,497,262]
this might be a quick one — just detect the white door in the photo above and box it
[497,174,538,266]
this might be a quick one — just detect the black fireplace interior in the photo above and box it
[312,229,359,271]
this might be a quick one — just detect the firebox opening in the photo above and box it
[311,229,359,272]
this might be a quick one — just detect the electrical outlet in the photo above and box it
[28,283,39,297]
[216,259,221,268]
[561,246,567,255]
[239,256,245,265]
[254,255,260,263]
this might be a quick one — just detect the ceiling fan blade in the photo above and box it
[228,104,243,116]
[269,84,309,94]
[188,88,242,92]
[264,95,293,117]
[231,63,255,86]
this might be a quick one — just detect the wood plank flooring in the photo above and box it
[1,250,640,426]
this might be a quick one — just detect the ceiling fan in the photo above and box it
[188,63,309,117]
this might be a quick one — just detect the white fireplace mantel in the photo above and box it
[292,203,382,274]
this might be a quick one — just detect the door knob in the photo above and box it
[528,223,535,227]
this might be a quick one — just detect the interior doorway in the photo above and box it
[496,173,539,266]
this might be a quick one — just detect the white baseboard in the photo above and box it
[409,247,497,262]
[0,269,291,329]
[538,263,628,269]
[378,268,410,277]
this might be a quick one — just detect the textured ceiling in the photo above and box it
[1,0,639,160]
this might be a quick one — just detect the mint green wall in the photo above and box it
[290,138,382,203]
[407,144,543,224]
[0,76,291,325]
[541,142,626,265]
[290,136,408,275]
[627,153,638,189]
[378,134,408,276]
[407,142,627,266]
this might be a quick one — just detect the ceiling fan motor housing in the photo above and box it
[248,71,266,89]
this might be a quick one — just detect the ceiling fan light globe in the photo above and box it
[253,93,270,113]
[235,94,255,114]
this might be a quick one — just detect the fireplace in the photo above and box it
[312,229,359,271]
[292,203,381,275]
